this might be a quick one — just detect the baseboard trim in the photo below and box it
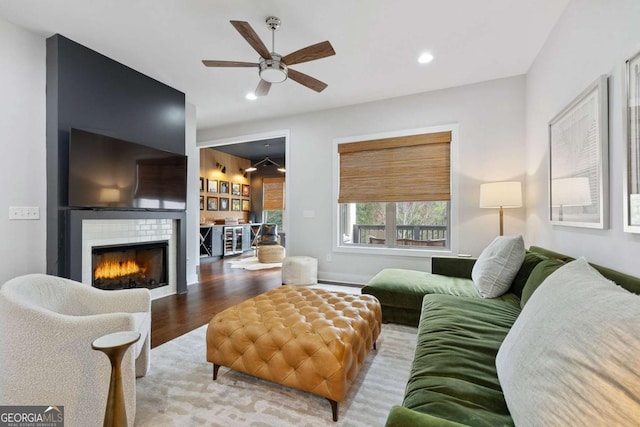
[318,271,370,286]
[317,280,363,288]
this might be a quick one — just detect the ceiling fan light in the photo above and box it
[245,92,257,100]
[260,68,287,83]
[259,58,288,83]
[277,167,286,173]
[245,166,257,172]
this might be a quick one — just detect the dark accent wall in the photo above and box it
[46,35,188,292]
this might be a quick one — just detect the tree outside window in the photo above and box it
[341,201,448,247]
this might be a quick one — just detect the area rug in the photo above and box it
[226,256,282,271]
[135,323,417,426]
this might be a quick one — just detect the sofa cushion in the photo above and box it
[529,246,640,295]
[363,267,521,326]
[362,268,481,312]
[431,257,477,279]
[386,405,469,427]
[402,294,520,426]
[471,235,525,298]
[519,258,565,308]
[496,258,640,426]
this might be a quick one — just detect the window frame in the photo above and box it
[262,209,285,231]
[332,124,459,258]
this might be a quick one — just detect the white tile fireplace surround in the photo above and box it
[81,219,177,300]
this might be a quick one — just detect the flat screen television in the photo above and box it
[68,128,187,210]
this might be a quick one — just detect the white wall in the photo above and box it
[199,76,527,283]
[525,0,640,276]
[185,102,200,285]
[0,18,200,288]
[0,17,46,284]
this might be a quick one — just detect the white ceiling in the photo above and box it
[0,0,569,130]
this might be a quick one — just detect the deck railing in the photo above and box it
[351,224,447,245]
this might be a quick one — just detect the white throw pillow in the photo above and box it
[496,258,640,426]
[471,235,525,298]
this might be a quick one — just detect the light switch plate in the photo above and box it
[9,206,40,220]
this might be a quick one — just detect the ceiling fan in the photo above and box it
[202,16,335,96]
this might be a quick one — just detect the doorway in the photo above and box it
[197,129,289,245]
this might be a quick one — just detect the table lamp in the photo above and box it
[479,181,523,236]
[99,188,121,206]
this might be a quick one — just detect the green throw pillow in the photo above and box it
[520,259,565,308]
[510,251,548,299]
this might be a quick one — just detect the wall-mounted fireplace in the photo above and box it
[91,241,168,290]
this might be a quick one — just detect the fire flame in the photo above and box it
[95,260,143,280]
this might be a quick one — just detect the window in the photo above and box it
[337,129,452,251]
[341,201,448,247]
[263,210,284,230]
[262,177,285,230]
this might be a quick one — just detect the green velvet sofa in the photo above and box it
[361,246,640,427]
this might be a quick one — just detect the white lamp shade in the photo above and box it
[99,188,121,203]
[479,181,522,208]
[552,177,592,207]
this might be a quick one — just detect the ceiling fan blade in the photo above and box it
[287,69,328,92]
[255,79,271,96]
[230,20,271,59]
[282,41,335,66]
[202,60,258,67]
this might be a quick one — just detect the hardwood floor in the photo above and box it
[150,256,281,348]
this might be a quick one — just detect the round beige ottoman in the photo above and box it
[282,256,318,285]
[257,245,285,263]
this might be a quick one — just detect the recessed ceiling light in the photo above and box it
[245,92,257,101]
[418,52,434,64]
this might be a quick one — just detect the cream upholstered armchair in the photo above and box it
[0,274,151,427]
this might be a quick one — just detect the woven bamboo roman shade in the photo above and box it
[338,131,451,203]
[263,177,285,210]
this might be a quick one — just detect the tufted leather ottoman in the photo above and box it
[206,285,381,421]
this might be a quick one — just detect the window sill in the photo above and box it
[334,244,454,258]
